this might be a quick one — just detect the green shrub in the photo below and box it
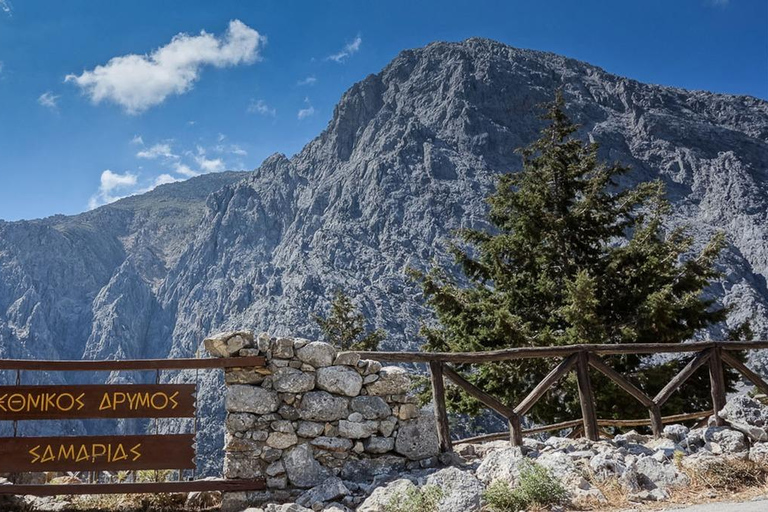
[483,460,568,512]
[384,484,443,512]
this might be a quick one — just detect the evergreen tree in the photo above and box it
[412,92,746,425]
[315,290,385,351]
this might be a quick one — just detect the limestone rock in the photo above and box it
[424,467,483,512]
[366,367,411,396]
[475,447,525,484]
[283,444,330,488]
[338,419,379,439]
[316,366,363,396]
[299,391,349,422]
[226,385,279,414]
[297,342,337,368]
[394,413,440,460]
[719,396,768,442]
[351,396,391,420]
[357,479,417,512]
[296,477,349,508]
[273,367,316,393]
[364,436,395,454]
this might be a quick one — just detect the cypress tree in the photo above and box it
[315,290,385,351]
[412,92,747,425]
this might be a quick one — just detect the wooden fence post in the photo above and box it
[708,346,726,427]
[575,351,599,441]
[429,361,453,453]
[508,413,523,447]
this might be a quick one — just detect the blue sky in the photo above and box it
[0,0,765,221]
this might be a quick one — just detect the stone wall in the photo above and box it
[204,331,441,509]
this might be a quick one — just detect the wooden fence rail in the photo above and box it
[350,341,768,451]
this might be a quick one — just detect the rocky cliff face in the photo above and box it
[1,38,766,470]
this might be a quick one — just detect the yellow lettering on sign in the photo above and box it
[8,394,24,412]
[29,445,41,463]
[113,443,128,462]
[0,393,7,411]
[75,445,89,462]
[56,393,75,412]
[169,391,179,409]
[27,393,42,412]
[112,392,126,410]
[130,443,142,461]
[136,393,150,409]
[91,444,106,462]
[150,392,168,410]
[58,444,75,460]
[76,393,85,410]
[99,393,112,411]
[41,445,55,463]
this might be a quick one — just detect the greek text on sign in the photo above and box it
[0,385,195,420]
[0,435,196,472]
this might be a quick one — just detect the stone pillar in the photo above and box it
[204,331,440,510]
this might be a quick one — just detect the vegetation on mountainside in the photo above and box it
[411,92,750,425]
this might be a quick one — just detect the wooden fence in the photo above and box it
[353,341,768,452]
[0,356,266,496]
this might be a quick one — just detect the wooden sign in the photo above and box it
[0,384,195,420]
[0,434,196,472]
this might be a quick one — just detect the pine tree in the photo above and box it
[315,290,385,351]
[412,92,746,425]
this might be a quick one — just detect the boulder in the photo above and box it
[395,413,440,460]
[297,421,325,437]
[297,342,337,368]
[299,391,349,422]
[423,467,483,512]
[272,337,295,358]
[204,331,253,357]
[351,396,391,419]
[266,432,298,449]
[273,367,316,393]
[366,366,411,395]
[364,436,395,454]
[296,477,349,508]
[475,447,525,484]
[357,479,417,512]
[311,436,354,452]
[226,385,279,414]
[341,455,407,482]
[283,445,330,488]
[718,395,768,442]
[339,419,379,439]
[316,366,364,396]
[632,456,689,489]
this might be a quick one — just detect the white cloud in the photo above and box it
[297,97,315,120]
[1,0,12,16]
[327,35,361,63]
[297,75,317,86]
[174,163,199,177]
[88,170,138,208]
[152,173,179,187]
[130,134,144,145]
[248,99,276,116]
[66,20,266,114]
[37,91,60,110]
[195,154,225,173]
[136,143,177,159]
[230,145,247,156]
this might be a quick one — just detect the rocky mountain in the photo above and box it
[1,38,766,471]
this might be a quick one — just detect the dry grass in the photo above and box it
[572,457,768,511]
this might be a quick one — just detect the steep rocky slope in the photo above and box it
[1,38,767,469]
